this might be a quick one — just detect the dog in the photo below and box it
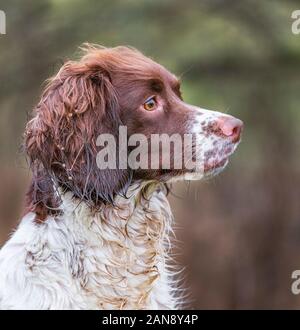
[0,45,243,309]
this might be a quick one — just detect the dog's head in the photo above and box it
[25,45,243,214]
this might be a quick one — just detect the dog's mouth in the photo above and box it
[202,142,238,176]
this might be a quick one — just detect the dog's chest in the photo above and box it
[75,188,175,309]
[0,185,176,310]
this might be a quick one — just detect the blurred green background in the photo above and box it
[0,0,300,309]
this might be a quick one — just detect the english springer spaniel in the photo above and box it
[0,45,243,309]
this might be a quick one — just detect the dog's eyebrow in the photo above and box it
[150,79,164,92]
[149,77,181,96]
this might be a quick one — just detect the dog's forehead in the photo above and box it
[146,60,179,87]
[102,48,181,96]
[121,49,179,86]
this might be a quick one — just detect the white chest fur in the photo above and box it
[0,182,177,310]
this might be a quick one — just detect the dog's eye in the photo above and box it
[143,96,157,111]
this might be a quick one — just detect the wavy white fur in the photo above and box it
[0,182,176,310]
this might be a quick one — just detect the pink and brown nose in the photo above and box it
[217,116,244,143]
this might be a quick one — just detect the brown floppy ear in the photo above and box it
[25,60,131,213]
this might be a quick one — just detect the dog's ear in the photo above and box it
[25,60,131,208]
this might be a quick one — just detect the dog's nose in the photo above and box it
[217,116,244,142]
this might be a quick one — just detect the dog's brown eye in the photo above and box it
[143,96,157,111]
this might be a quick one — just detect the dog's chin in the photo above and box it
[167,159,229,183]
[203,157,229,178]
[181,158,229,181]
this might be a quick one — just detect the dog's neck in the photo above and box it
[7,181,175,309]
